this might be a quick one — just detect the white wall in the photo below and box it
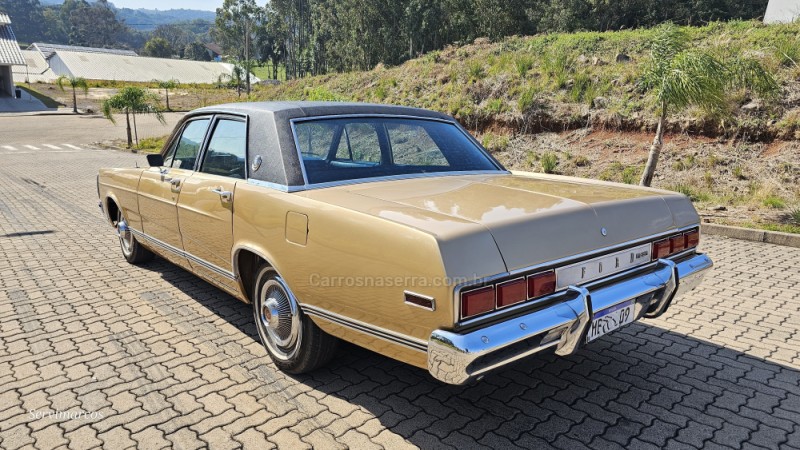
[765,0,800,23]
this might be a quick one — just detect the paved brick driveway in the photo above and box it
[0,146,798,449]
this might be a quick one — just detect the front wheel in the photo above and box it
[113,208,153,264]
[253,265,338,373]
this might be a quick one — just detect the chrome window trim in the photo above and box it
[288,114,507,190]
[293,170,509,191]
[246,178,306,192]
[453,223,702,326]
[129,228,236,281]
[196,114,249,180]
[301,303,427,352]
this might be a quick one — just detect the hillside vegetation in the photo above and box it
[251,20,800,232]
[256,21,798,139]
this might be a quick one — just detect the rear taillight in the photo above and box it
[496,278,527,308]
[652,228,700,260]
[527,270,556,299]
[670,235,686,253]
[653,239,671,259]
[685,229,700,248]
[461,286,495,319]
[461,270,558,320]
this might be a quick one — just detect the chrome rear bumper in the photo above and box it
[427,252,713,385]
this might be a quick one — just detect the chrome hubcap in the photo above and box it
[257,277,300,360]
[116,212,133,254]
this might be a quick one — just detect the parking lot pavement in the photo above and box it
[0,146,798,450]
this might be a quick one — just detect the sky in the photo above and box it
[109,0,222,11]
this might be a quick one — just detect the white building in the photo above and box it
[764,0,800,23]
[14,42,257,85]
[0,13,25,97]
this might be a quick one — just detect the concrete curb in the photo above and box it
[701,223,800,248]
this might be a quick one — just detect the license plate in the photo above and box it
[586,300,635,342]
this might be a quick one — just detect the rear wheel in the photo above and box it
[252,264,338,373]
[113,208,153,264]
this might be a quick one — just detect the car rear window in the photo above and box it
[294,118,500,185]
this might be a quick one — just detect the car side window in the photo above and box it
[200,119,247,179]
[335,123,381,163]
[170,118,210,170]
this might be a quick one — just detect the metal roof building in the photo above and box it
[12,50,57,83]
[28,42,139,59]
[14,41,256,85]
[1,13,25,97]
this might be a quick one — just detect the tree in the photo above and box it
[154,79,179,111]
[102,87,165,149]
[0,0,47,43]
[215,0,264,94]
[143,37,173,58]
[153,24,192,55]
[638,23,778,186]
[184,42,212,61]
[56,75,88,114]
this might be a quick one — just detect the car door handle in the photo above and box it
[211,187,232,203]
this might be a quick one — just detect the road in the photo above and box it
[0,134,798,449]
[0,113,184,146]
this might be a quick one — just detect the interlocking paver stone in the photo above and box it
[0,142,799,450]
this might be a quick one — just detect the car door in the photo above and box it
[138,117,211,267]
[176,116,247,294]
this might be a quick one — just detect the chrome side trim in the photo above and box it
[301,304,428,352]
[129,228,236,281]
[453,223,702,327]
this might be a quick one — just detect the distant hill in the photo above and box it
[39,1,215,31]
[115,8,215,31]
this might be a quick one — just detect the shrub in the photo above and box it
[762,196,786,209]
[468,61,486,80]
[621,165,640,184]
[791,208,800,225]
[515,55,534,77]
[541,152,559,173]
[574,155,591,167]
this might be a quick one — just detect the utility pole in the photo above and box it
[245,19,251,96]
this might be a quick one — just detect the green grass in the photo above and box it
[667,184,711,202]
[735,222,800,234]
[791,208,800,225]
[15,85,65,108]
[251,63,287,82]
[762,195,786,209]
[136,136,168,153]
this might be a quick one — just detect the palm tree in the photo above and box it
[102,87,166,149]
[638,23,779,186]
[154,79,179,111]
[56,75,88,114]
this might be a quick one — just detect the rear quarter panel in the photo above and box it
[232,182,457,363]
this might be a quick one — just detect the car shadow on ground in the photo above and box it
[141,259,800,449]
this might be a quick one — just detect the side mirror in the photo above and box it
[146,154,164,167]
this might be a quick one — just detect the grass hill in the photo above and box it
[253,20,800,232]
[259,20,800,141]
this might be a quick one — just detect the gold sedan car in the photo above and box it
[97,102,712,384]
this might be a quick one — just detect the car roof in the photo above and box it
[191,101,451,121]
